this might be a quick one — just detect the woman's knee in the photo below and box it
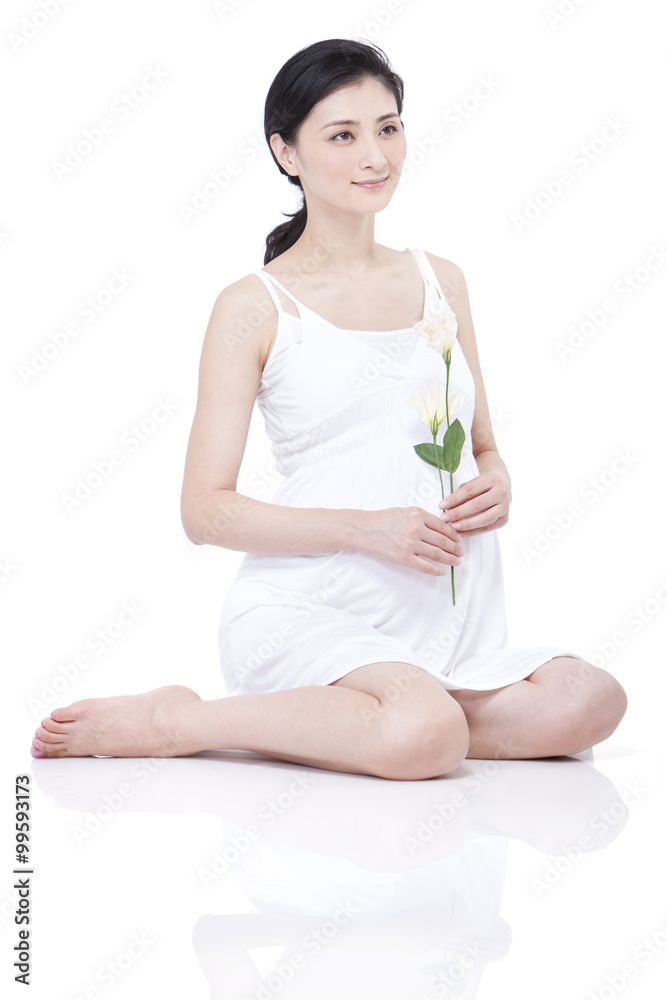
[374,692,470,780]
[558,662,628,750]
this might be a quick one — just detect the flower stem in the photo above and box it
[432,427,445,496]
[443,358,456,605]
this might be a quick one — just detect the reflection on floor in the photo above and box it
[30,742,663,999]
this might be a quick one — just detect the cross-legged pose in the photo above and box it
[31,39,627,778]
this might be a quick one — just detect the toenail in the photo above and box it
[35,729,42,737]
[32,749,45,758]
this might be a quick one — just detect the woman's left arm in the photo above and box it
[425,253,512,537]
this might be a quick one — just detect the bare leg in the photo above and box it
[30,663,470,781]
[448,657,628,759]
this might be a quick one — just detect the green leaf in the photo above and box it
[441,419,465,473]
[413,442,446,469]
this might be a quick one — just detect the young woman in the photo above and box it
[30,39,627,777]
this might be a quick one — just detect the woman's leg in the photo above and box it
[30,662,470,781]
[447,657,628,759]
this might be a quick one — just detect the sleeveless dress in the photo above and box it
[217,247,583,695]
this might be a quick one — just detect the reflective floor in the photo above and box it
[25,740,665,999]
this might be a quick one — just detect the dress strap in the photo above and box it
[406,247,454,312]
[254,269,302,316]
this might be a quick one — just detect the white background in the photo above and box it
[2,1,666,997]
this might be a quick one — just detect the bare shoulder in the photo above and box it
[421,251,497,457]
[422,251,468,304]
[206,271,277,371]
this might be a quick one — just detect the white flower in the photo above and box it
[406,383,463,433]
[414,305,458,359]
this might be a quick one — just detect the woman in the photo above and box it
[30,38,627,777]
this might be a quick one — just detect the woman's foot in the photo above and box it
[30,685,203,759]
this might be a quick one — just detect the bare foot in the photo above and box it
[30,685,202,759]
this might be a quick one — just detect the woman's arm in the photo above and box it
[425,253,512,536]
[181,276,363,553]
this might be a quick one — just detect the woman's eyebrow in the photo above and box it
[319,112,399,130]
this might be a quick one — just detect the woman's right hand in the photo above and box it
[352,506,466,576]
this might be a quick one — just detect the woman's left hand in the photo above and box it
[438,471,511,536]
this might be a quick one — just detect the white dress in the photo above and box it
[217,247,582,695]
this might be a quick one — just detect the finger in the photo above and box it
[410,554,456,576]
[422,524,465,557]
[440,478,491,508]
[425,514,462,544]
[441,495,500,526]
[448,506,504,531]
[413,546,463,572]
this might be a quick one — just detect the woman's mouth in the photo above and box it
[352,176,389,189]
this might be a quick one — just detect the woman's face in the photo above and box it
[271,75,407,215]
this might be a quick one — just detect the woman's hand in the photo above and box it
[353,506,466,576]
[438,471,511,536]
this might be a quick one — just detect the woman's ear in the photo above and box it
[269,132,298,177]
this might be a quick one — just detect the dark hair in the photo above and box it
[262,38,404,264]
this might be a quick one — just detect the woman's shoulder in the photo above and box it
[207,268,279,326]
[419,250,468,305]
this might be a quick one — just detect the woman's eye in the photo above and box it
[331,124,399,141]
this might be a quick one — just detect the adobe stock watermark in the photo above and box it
[578,576,667,671]
[26,600,145,715]
[60,396,179,513]
[401,75,501,181]
[177,124,265,223]
[404,760,500,856]
[511,117,628,234]
[235,566,353,679]
[521,447,638,565]
[237,901,359,999]
[531,779,648,898]
[554,245,667,361]
[585,913,667,1000]
[18,268,134,385]
[238,455,283,500]
[212,0,248,16]
[0,557,17,586]
[352,0,420,39]
[62,931,154,999]
[69,758,168,846]
[7,0,74,53]
[350,330,415,395]
[198,772,316,888]
[424,941,489,997]
[418,612,479,667]
[51,66,169,180]
[545,0,592,29]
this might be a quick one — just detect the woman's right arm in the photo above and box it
[180,277,464,576]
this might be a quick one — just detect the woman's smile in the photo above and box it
[352,175,389,189]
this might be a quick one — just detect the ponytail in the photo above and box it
[264,198,307,265]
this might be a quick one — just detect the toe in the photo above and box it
[31,743,71,758]
[34,728,65,745]
[50,706,78,723]
[33,736,63,753]
[40,719,69,736]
